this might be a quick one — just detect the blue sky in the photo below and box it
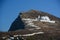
[0,0,60,32]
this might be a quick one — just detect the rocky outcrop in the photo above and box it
[8,14,25,31]
[0,10,60,40]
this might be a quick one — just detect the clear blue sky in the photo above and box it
[0,0,60,32]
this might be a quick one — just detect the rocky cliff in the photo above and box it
[0,10,60,40]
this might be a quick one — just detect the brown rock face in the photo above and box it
[0,10,60,40]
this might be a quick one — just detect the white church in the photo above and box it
[22,15,55,23]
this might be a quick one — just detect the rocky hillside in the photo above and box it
[0,10,60,40]
[20,10,60,21]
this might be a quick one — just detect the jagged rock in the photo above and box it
[8,14,25,31]
[0,10,60,40]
